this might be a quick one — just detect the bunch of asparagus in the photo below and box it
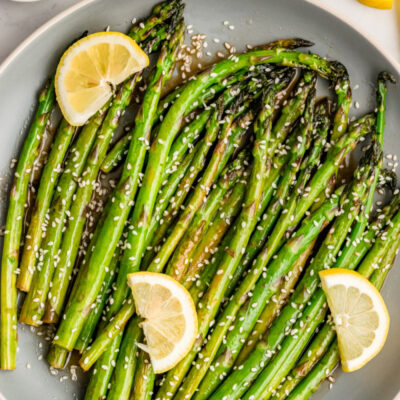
[0,1,398,399]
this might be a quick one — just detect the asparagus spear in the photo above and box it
[74,250,120,353]
[83,333,123,400]
[209,148,377,400]
[332,72,394,275]
[101,43,310,174]
[101,132,132,173]
[66,48,342,362]
[284,226,400,400]
[17,119,78,293]
[54,19,185,352]
[142,107,252,268]
[330,67,352,142]
[176,85,318,400]
[15,0,177,293]
[152,38,312,124]
[106,317,142,400]
[183,180,246,288]
[158,83,309,399]
[0,80,55,369]
[182,72,317,289]
[44,22,177,326]
[131,350,156,400]
[166,149,251,281]
[20,103,110,325]
[235,237,318,366]
[226,94,329,297]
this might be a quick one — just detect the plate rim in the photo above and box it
[0,0,400,77]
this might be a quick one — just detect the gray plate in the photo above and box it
[1,0,400,399]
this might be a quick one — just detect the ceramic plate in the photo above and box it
[1,0,400,399]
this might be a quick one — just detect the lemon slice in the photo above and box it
[127,272,198,373]
[319,268,390,372]
[358,0,392,9]
[55,32,149,126]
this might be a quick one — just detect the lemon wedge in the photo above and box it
[55,32,149,126]
[358,0,393,9]
[127,272,198,373]
[319,268,390,372]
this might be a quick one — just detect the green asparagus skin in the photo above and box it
[44,23,175,326]
[17,120,77,293]
[22,103,110,326]
[234,145,385,400]
[131,351,156,400]
[83,333,123,400]
[1,80,55,369]
[183,180,247,288]
[226,91,329,298]
[210,148,377,400]
[166,150,251,280]
[147,73,293,277]
[46,343,70,369]
[158,85,295,400]
[330,67,352,142]
[178,85,318,400]
[113,92,223,314]
[15,0,177,293]
[269,202,400,400]
[45,73,141,325]
[286,341,340,400]
[235,236,319,366]
[101,132,131,173]
[60,48,342,358]
[285,229,400,400]
[140,106,225,270]
[243,289,329,400]
[203,112,374,380]
[106,317,142,400]
[56,20,185,353]
[74,250,120,353]
[109,151,250,400]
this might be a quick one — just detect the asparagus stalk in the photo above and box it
[166,149,251,280]
[183,180,246,287]
[74,250,120,353]
[183,72,316,289]
[158,83,306,399]
[176,84,318,400]
[17,119,78,293]
[147,72,293,275]
[226,93,329,297]
[70,48,342,364]
[55,19,185,353]
[20,103,110,325]
[235,237,319,366]
[330,68,352,142]
[131,350,156,400]
[101,132,132,173]
[153,38,313,123]
[15,0,177,293]
[83,333,123,400]
[284,226,400,400]
[210,148,378,400]
[1,80,55,369]
[106,317,142,400]
[44,22,177,326]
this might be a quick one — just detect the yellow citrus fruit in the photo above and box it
[55,32,149,126]
[127,272,198,373]
[358,0,393,9]
[319,268,390,372]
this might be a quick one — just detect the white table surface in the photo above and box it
[0,0,399,399]
[0,0,399,65]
